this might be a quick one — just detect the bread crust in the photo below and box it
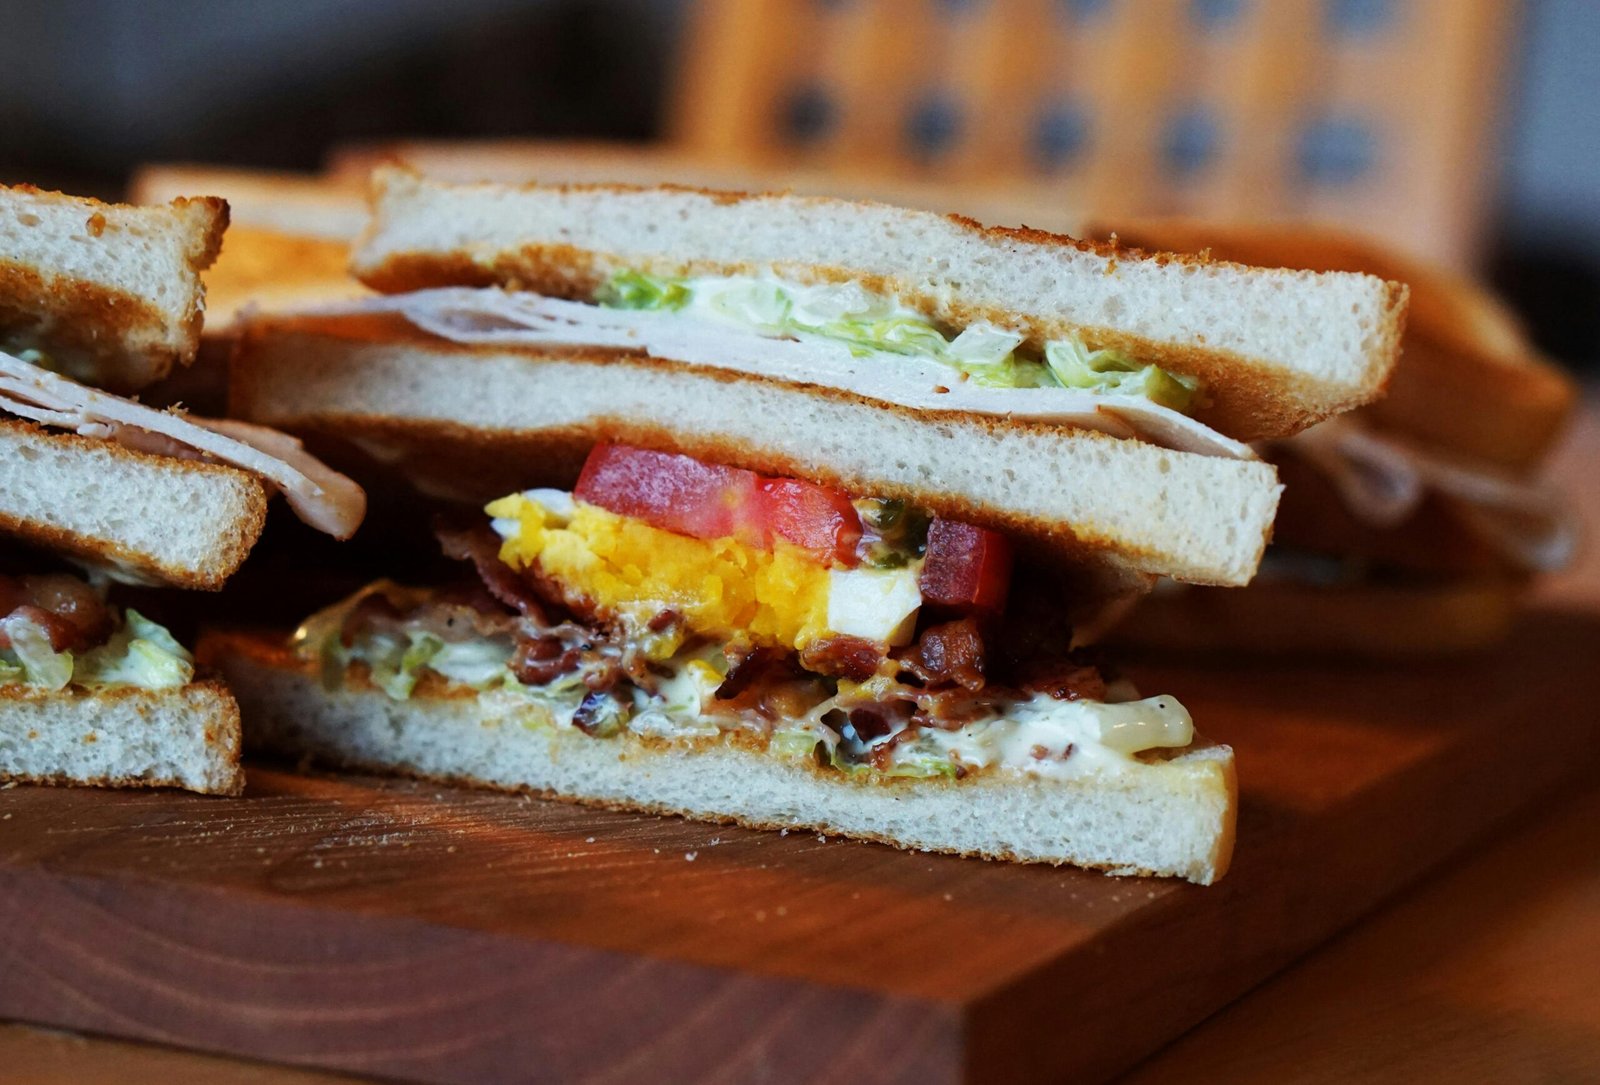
[0,185,228,390]
[356,248,1405,446]
[351,169,1409,444]
[232,313,1279,589]
[208,631,1236,882]
[0,420,269,590]
[1090,218,1576,470]
[0,676,244,796]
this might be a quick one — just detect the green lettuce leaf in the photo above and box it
[1043,337,1198,412]
[74,609,194,691]
[0,613,73,691]
[596,270,692,311]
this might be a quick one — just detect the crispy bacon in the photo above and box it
[894,618,987,692]
[714,643,795,702]
[435,519,551,624]
[510,635,583,686]
[798,634,884,682]
[0,573,114,652]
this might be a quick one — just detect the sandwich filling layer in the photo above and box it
[594,271,1202,409]
[310,284,1254,460]
[294,444,1203,784]
[0,573,194,691]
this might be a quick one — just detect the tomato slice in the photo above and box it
[918,518,1012,614]
[758,478,862,564]
[573,444,863,563]
[575,444,766,547]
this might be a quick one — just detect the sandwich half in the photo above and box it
[0,183,367,587]
[1093,220,1576,657]
[0,183,370,794]
[212,182,1409,878]
[206,442,1236,882]
[232,172,1410,589]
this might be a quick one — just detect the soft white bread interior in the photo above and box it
[0,184,227,390]
[231,316,1283,587]
[210,633,1236,883]
[351,168,1407,444]
[0,421,267,589]
[0,678,244,795]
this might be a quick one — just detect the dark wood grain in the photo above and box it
[1,608,1597,1085]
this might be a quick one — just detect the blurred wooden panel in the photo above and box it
[671,0,1515,266]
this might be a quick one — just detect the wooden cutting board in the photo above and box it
[2,607,1597,1085]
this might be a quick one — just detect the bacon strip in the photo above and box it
[434,520,551,624]
[0,350,365,539]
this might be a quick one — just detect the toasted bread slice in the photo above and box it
[0,184,227,391]
[350,168,1407,444]
[129,164,366,241]
[1089,219,1577,471]
[230,314,1283,587]
[0,677,244,795]
[0,421,267,589]
[201,226,368,332]
[207,631,1235,883]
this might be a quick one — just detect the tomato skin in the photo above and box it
[573,444,863,563]
[575,444,766,547]
[918,518,1012,614]
[759,478,862,564]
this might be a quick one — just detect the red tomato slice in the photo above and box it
[575,444,767,547]
[918,518,1012,614]
[573,445,863,564]
[759,478,863,564]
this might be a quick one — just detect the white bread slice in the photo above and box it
[351,168,1408,443]
[0,184,228,390]
[0,421,267,589]
[209,633,1236,883]
[0,678,244,795]
[231,316,1283,587]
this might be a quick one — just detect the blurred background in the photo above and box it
[0,0,1596,374]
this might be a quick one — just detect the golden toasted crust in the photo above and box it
[0,677,245,796]
[0,420,269,590]
[357,248,1405,446]
[1089,218,1576,469]
[207,630,1235,879]
[202,226,360,332]
[353,170,1409,444]
[0,186,229,391]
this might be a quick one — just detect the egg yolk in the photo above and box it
[488,494,832,651]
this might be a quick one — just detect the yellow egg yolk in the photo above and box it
[487,494,832,652]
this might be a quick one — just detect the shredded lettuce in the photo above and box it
[595,270,691,311]
[0,613,73,691]
[594,271,1201,410]
[1044,338,1198,412]
[0,608,193,692]
[75,609,195,690]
